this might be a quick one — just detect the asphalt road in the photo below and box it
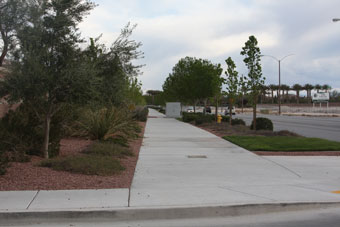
[235,113,340,142]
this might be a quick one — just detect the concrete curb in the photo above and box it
[1,202,340,225]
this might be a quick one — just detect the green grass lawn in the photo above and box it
[223,136,340,151]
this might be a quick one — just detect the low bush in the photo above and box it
[0,103,64,159]
[182,112,198,123]
[194,114,214,125]
[83,142,133,158]
[133,106,148,122]
[251,117,273,131]
[182,112,215,125]
[76,106,140,141]
[231,118,246,126]
[40,155,125,176]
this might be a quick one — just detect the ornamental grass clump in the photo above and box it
[77,107,140,142]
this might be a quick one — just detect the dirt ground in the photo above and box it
[0,122,146,191]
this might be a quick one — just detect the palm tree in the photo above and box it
[304,84,314,103]
[292,84,303,104]
[314,84,322,93]
[280,84,290,104]
[268,84,276,104]
[322,84,331,92]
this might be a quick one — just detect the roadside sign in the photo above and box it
[312,92,329,102]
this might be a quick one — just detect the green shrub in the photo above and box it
[39,155,125,176]
[77,106,140,141]
[133,106,148,122]
[231,118,246,126]
[0,103,64,159]
[83,142,133,158]
[182,113,215,125]
[251,117,273,131]
[222,116,230,122]
[194,114,215,125]
[182,112,198,122]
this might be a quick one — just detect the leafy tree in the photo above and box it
[292,84,303,104]
[163,57,223,112]
[146,90,162,105]
[0,0,96,159]
[240,35,265,130]
[84,23,144,106]
[0,0,26,66]
[224,57,239,124]
[125,78,145,106]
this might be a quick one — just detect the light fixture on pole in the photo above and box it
[261,54,295,115]
[333,18,340,22]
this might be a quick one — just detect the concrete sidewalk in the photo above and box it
[130,109,340,207]
[1,108,340,215]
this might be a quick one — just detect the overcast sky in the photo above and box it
[79,0,340,92]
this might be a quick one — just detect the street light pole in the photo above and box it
[261,54,294,115]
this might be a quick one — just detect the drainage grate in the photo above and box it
[187,155,207,159]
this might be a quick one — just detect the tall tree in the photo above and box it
[162,57,222,112]
[280,84,290,104]
[292,84,303,104]
[146,90,162,105]
[240,35,265,130]
[0,0,96,159]
[224,57,239,125]
[322,84,331,92]
[84,23,144,106]
[304,83,314,103]
[268,84,276,104]
[0,0,26,66]
[315,84,322,93]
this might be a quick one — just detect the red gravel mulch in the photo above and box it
[196,122,340,156]
[0,122,146,191]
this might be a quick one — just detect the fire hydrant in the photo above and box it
[217,114,222,124]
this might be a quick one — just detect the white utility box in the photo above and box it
[166,102,181,118]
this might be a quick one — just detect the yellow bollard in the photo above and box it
[217,114,222,123]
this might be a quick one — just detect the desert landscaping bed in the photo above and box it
[0,122,146,191]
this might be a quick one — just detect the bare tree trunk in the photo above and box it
[0,30,8,67]
[42,114,51,159]
[252,95,257,130]
[229,100,233,125]
[203,99,207,115]
[241,93,244,113]
[215,97,218,121]
[271,91,274,104]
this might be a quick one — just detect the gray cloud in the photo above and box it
[80,0,340,91]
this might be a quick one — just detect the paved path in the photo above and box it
[236,113,340,142]
[130,109,340,207]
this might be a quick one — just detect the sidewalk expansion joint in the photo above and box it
[260,156,302,178]
[219,186,277,202]
[26,190,40,210]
